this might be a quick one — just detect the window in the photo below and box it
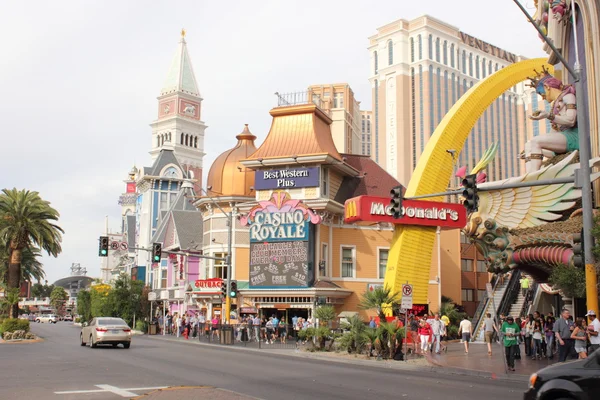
[477,260,487,273]
[374,51,378,74]
[435,37,440,62]
[443,40,447,65]
[410,37,414,62]
[213,252,228,279]
[418,35,422,60]
[461,259,473,272]
[469,53,473,76]
[321,243,328,277]
[341,247,355,278]
[321,167,329,196]
[378,249,389,279]
[428,34,433,59]
[450,44,455,67]
[462,51,466,74]
[334,93,344,108]
[388,40,393,65]
[477,290,486,301]
[475,55,480,79]
[161,268,167,288]
[461,289,474,302]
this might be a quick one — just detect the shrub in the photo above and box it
[447,325,459,339]
[75,317,81,323]
[136,320,147,333]
[0,318,30,335]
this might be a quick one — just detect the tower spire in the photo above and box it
[160,31,200,97]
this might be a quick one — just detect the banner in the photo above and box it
[249,241,311,287]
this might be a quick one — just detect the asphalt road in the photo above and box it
[0,323,528,399]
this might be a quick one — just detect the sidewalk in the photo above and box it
[145,333,552,381]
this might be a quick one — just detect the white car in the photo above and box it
[36,314,58,324]
[80,317,132,349]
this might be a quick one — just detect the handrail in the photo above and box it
[521,282,539,318]
[472,273,503,338]
[498,270,521,318]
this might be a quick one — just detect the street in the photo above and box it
[0,323,529,399]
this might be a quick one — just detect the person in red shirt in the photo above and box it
[418,318,432,354]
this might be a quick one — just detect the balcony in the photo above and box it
[275,91,328,112]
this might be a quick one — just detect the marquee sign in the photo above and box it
[344,195,466,229]
[241,191,320,288]
[254,167,319,190]
[190,278,223,293]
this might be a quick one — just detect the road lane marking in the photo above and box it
[55,385,168,397]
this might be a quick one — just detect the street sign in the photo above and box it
[120,242,128,250]
[486,283,493,298]
[401,284,413,310]
[110,241,119,250]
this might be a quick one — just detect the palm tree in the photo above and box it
[0,242,45,284]
[358,286,401,320]
[0,189,63,317]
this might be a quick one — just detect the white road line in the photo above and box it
[54,384,168,397]
[95,385,138,397]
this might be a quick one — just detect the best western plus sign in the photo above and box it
[344,195,466,229]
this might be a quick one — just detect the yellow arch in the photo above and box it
[384,58,554,307]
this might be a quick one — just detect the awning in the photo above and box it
[338,311,359,318]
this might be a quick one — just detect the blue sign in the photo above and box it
[254,167,319,190]
[249,209,309,242]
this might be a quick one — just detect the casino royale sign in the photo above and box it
[254,167,319,190]
[249,209,308,242]
[344,195,466,229]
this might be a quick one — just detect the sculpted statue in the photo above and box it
[523,70,578,172]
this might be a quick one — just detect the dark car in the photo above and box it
[524,349,600,400]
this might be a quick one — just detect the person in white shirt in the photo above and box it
[483,313,499,356]
[459,316,473,354]
[586,310,600,353]
[430,314,446,354]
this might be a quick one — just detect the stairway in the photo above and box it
[473,279,510,341]
[508,291,526,319]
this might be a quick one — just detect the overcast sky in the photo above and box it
[0,0,545,284]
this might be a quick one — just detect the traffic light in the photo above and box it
[230,280,238,298]
[573,229,584,268]
[152,243,162,263]
[462,174,479,213]
[220,281,227,298]
[99,236,109,257]
[390,185,404,219]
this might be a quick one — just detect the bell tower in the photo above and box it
[150,29,206,188]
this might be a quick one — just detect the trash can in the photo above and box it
[221,325,234,345]
[148,322,157,335]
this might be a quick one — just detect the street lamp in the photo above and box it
[183,181,234,324]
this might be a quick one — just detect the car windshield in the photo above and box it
[97,318,128,326]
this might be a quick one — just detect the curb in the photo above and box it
[143,335,528,382]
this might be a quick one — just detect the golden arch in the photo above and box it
[384,58,554,306]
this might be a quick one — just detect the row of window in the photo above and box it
[461,289,487,303]
[341,247,389,279]
[460,258,488,273]
[156,132,199,148]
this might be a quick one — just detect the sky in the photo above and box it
[0,0,546,284]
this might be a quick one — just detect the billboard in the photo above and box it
[241,191,321,288]
[254,167,319,190]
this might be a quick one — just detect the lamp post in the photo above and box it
[187,182,234,324]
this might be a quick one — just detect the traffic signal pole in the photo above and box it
[513,0,598,317]
[225,211,233,324]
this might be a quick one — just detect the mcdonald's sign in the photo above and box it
[344,196,466,229]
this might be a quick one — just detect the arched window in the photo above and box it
[387,40,393,65]
[428,35,433,59]
[194,137,198,148]
[495,63,499,71]
[475,55,480,79]
[469,53,473,76]
[180,133,184,144]
[435,38,440,62]
[482,58,487,78]
[185,134,189,146]
[462,51,466,74]
[157,136,161,147]
[167,132,171,142]
[374,51,378,74]
[418,35,422,60]
[410,37,415,62]
[443,41,447,65]
[450,44,455,67]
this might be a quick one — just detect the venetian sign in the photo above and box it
[344,195,466,229]
[254,167,319,190]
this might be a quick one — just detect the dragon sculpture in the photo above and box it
[462,151,600,281]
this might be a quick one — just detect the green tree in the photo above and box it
[358,286,401,321]
[0,287,20,317]
[0,188,63,318]
[0,242,45,286]
[338,314,370,354]
[90,284,113,317]
[50,286,68,316]
[548,264,586,298]
[314,305,336,326]
[77,290,92,322]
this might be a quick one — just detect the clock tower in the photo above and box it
[150,30,206,190]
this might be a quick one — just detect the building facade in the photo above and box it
[307,84,362,155]
[360,110,372,156]
[367,15,533,186]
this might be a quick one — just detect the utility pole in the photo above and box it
[513,0,597,313]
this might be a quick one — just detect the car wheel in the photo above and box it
[80,333,86,346]
[89,335,97,348]
[123,343,131,349]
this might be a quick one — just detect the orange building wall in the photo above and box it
[331,226,393,279]
[234,247,250,281]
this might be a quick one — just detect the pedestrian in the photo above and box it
[279,318,287,343]
[570,317,589,359]
[520,275,530,297]
[522,315,534,357]
[253,315,261,342]
[531,319,543,359]
[211,315,220,340]
[430,314,445,354]
[369,316,376,329]
[501,316,521,372]
[408,314,419,354]
[483,312,499,356]
[418,318,432,354]
[586,310,600,354]
[246,315,253,341]
[266,317,275,344]
[554,308,575,362]
[544,315,556,359]
[458,315,473,354]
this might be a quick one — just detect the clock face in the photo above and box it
[163,167,179,178]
